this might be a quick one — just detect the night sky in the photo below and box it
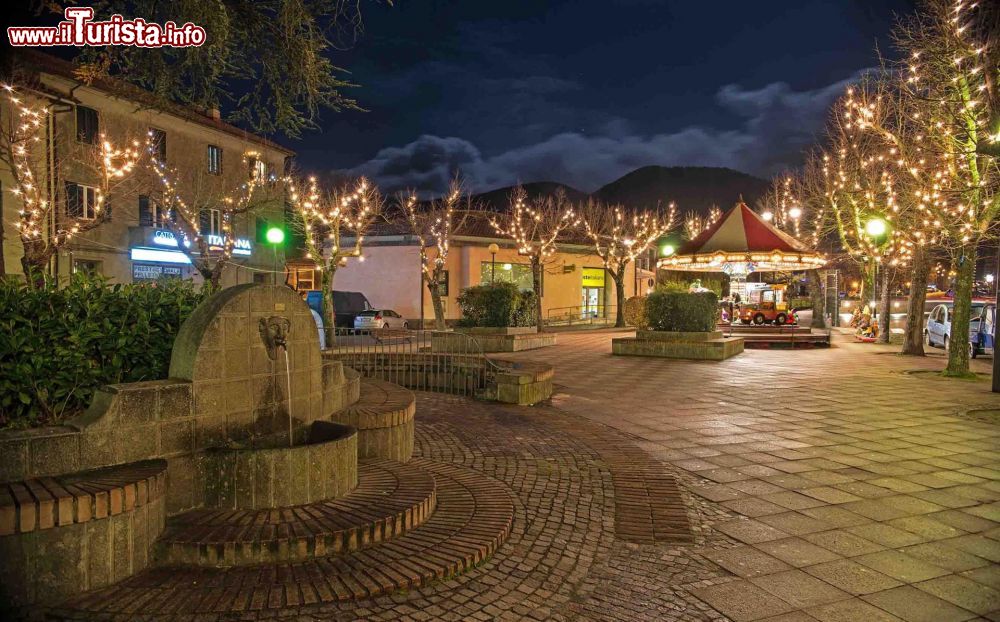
[293,1,916,195]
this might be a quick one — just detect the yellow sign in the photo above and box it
[582,268,605,288]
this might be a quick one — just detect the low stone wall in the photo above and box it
[330,378,415,462]
[332,352,554,406]
[0,460,167,608]
[489,359,554,405]
[432,328,556,353]
[612,330,744,361]
[204,421,358,510]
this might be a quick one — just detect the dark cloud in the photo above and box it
[347,73,863,196]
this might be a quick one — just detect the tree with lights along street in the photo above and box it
[842,0,999,374]
[401,179,468,331]
[581,200,676,328]
[287,175,382,344]
[756,173,828,330]
[491,187,579,333]
[148,145,283,288]
[0,85,143,285]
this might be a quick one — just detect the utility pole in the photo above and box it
[993,243,999,393]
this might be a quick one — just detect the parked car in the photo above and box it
[305,290,373,328]
[925,301,991,354]
[970,303,995,359]
[354,309,409,330]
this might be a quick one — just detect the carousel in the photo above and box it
[659,201,827,334]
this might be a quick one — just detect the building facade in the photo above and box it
[288,233,653,326]
[0,52,293,287]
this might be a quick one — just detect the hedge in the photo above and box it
[455,282,537,328]
[0,275,211,429]
[644,289,718,332]
[622,295,647,328]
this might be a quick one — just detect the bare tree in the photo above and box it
[401,179,468,330]
[0,85,143,285]
[490,187,578,332]
[287,175,382,344]
[887,0,999,374]
[149,147,281,288]
[581,201,676,327]
[682,205,721,240]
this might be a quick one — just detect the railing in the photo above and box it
[326,328,505,397]
[545,305,619,327]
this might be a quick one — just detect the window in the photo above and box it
[138,195,171,227]
[66,182,100,219]
[199,208,222,235]
[480,261,537,293]
[207,145,222,174]
[249,156,268,182]
[149,128,167,161]
[73,259,102,276]
[291,267,317,291]
[76,106,98,144]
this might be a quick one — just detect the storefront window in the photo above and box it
[480,261,536,293]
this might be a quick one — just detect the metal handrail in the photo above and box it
[326,327,505,397]
[544,305,618,327]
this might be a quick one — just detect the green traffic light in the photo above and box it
[265,226,285,245]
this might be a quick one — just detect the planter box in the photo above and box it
[612,331,744,360]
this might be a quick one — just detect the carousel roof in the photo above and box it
[659,201,825,273]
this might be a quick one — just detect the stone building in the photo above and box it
[0,51,294,286]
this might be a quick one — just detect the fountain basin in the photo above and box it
[203,421,358,510]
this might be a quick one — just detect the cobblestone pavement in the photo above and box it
[494,330,1000,621]
[50,333,1000,621]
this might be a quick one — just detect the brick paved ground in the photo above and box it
[43,332,1000,620]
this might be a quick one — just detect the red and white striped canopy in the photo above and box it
[659,202,825,273]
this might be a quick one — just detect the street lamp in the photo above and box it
[488,243,499,283]
[265,225,285,286]
[865,217,888,239]
[660,243,675,257]
[761,211,774,222]
[788,207,802,219]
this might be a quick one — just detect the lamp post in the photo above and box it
[265,225,285,286]
[488,243,499,283]
[864,217,889,336]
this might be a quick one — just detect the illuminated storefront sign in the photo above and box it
[582,268,606,288]
[130,247,192,264]
[151,229,252,256]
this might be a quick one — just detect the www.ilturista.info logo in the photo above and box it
[8,7,206,48]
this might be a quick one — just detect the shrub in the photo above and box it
[456,282,537,328]
[644,290,719,332]
[622,295,647,328]
[0,274,211,428]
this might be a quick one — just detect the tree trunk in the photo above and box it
[0,217,6,277]
[531,256,543,332]
[876,264,891,344]
[21,255,46,289]
[321,265,337,346]
[612,265,627,328]
[901,246,930,356]
[428,279,446,330]
[808,269,825,329]
[945,245,976,376]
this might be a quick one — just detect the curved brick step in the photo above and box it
[50,459,514,617]
[331,377,416,461]
[156,458,436,567]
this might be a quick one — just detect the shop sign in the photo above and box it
[582,268,605,288]
[152,229,251,256]
[133,263,183,281]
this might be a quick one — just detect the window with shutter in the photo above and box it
[207,145,222,174]
[76,106,98,144]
